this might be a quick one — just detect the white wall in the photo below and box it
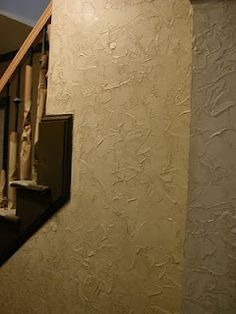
[184,1,236,313]
[0,1,192,313]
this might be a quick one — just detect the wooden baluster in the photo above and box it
[33,27,48,180]
[8,66,21,209]
[20,48,33,180]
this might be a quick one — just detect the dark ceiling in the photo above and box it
[0,14,31,55]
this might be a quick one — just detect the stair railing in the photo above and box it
[0,2,52,93]
[0,2,52,210]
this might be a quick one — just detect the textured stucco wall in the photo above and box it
[0,0,192,313]
[183,1,236,313]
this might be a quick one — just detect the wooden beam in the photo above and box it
[0,2,52,94]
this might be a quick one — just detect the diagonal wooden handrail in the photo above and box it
[0,2,52,94]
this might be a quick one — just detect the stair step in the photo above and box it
[10,180,50,194]
[0,209,16,216]
[0,209,21,226]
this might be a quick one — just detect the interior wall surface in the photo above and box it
[0,0,192,313]
[183,1,236,313]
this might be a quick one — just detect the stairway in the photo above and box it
[0,3,73,266]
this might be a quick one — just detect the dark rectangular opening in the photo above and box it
[0,95,9,202]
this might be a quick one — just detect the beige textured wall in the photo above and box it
[0,0,192,313]
[184,1,236,313]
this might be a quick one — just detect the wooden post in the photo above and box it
[33,27,49,180]
[8,67,21,209]
[20,49,33,180]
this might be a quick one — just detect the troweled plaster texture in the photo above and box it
[183,1,236,313]
[0,0,192,313]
